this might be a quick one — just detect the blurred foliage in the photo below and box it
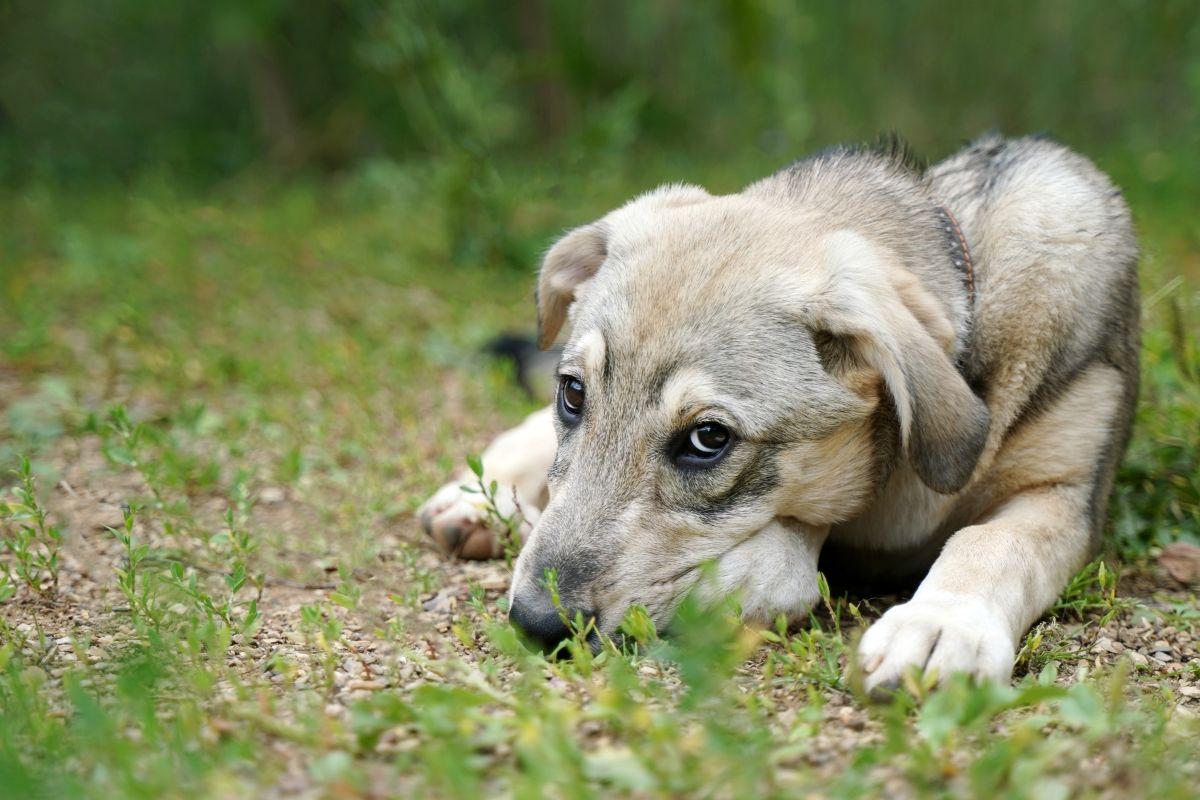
[1,0,1198,183]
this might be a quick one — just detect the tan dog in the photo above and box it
[419,135,1139,692]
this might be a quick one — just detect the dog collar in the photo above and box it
[938,205,976,306]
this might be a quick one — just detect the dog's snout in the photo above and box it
[508,590,595,653]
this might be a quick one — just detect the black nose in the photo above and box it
[509,590,595,653]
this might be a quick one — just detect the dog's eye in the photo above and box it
[677,422,731,466]
[558,377,585,422]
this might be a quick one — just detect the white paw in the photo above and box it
[417,478,534,560]
[858,591,1015,695]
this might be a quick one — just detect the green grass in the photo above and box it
[0,150,1198,798]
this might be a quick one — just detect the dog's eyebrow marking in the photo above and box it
[561,329,607,381]
[660,367,712,415]
[658,366,740,424]
[646,358,682,405]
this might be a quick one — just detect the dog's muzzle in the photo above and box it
[508,587,597,653]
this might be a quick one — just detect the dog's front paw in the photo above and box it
[858,591,1015,695]
[417,479,532,560]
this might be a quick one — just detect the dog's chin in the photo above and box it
[697,520,827,627]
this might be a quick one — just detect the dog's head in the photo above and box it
[508,160,988,650]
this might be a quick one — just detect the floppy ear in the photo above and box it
[536,223,608,349]
[536,183,711,349]
[816,231,989,494]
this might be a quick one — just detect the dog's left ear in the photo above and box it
[815,231,989,494]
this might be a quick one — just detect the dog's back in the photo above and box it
[931,135,1139,535]
[827,135,1139,581]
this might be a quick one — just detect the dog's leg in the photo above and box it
[858,484,1093,692]
[418,406,556,559]
[859,362,1128,692]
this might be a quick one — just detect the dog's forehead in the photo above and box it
[606,191,818,257]
[575,198,829,332]
[556,196,856,433]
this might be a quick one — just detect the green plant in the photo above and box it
[461,453,526,567]
[299,602,344,697]
[0,456,63,596]
[108,503,162,624]
[1052,559,1129,624]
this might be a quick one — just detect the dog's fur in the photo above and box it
[418,134,1139,690]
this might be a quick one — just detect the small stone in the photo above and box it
[346,679,385,692]
[422,589,456,614]
[836,706,865,731]
[1159,541,1200,584]
[259,487,286,504]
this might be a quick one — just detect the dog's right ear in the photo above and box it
[536,184,712,349]
[536,223,608,349]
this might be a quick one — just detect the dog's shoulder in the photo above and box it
[931,136,1140,526]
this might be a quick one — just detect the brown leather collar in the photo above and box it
[938,204,976,306]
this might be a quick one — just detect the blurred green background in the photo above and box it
[3,1,1199,276]
[2,0,1197,188]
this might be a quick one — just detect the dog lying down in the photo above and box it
[419,134,1139,692]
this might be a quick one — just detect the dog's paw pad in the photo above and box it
[858,591,1015,696]
[417,480,507,560]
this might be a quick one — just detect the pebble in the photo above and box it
[346,679,386,692]
[259,487,286,504]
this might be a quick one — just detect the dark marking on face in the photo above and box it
[646,357,683,407]
[684,444,782,521]
[600,327,615,385]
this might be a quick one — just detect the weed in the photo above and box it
[108,503,162,625]
[299,602,345,696]
[0,456,63,596]
[1052,559,1130,624]
[461,453,525,567]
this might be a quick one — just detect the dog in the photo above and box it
[418,134,1139,692]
